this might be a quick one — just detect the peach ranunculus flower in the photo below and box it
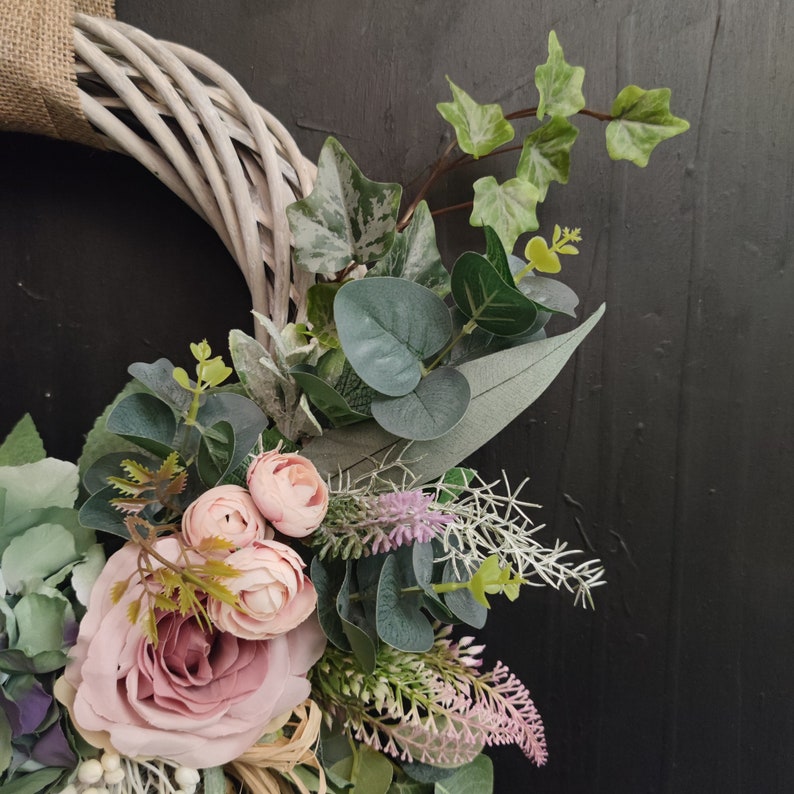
[57,538,326,768]
[181,483,273,549]
[246,450,328,538]
[208,539,317,640]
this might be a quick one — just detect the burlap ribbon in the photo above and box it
[0,0,114,147]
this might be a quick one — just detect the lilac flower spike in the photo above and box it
[367,490,454,554]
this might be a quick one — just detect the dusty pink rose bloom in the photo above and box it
[246,450,328,538]
[208,540,317,640]
[181,484,273,549]
[60,538,326,768]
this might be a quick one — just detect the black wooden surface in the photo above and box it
[2,1,792,792]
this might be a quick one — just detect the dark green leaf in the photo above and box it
[352,746,393,794]
[606,85,690,167]
[451,252,538,336]
[470,176,540,254]
[335,278,451,396]
[516,116,580,200]
[483,226,513,285]
[0,767,64,794]
[437,77,514,158]
[434,467,476,505]
[290,366,371,427]
[368,202,450,297]
[311,557,350,650]
[370,368,470,441]
[337,562,378,674]
[535,31,586,120]
[196,421,234,486]
[0,649,67,675]
[77,486,131,538]
[287,137,402,273]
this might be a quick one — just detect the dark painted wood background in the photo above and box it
[2,1,792,791]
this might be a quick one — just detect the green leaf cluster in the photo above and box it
[438,31,688,252]
[0,421,103,792]
[79,345,268,538]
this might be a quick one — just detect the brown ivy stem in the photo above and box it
[430,200,474,219]
[400,105,613,228]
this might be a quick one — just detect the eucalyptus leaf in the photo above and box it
[517,273,580,317]
[0,415,45,467]
[370,367,470,441]
[12,593,67,657]
[368,201,450,297]
[106,393,177,460]
[451,252,538,337]
[287,137,402,273]
[77,486,131,538]
[304,304,605,485]
[470,176,540,254]
[441,561,487,629]
[128,358,192,413]
[335,278,451,396]
[516,116,580,200]
[483,225,513,285]
[437,77,514,158]
[0,649,66,675]
[352,746,393,794]
[434,755,493,794]
[196,420,234,487]
[606,85,690,167]
[535,31,586,120]
[376,554,433,652]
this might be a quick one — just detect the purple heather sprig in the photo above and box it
[311,485,454,559]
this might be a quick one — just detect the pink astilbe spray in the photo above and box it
[310,625,547,767]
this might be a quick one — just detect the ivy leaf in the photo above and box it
[436,77,514,158]
[606,85,690,167]
[535,31,586,120]
[470,176,540,254]
[287,137,402,273]
[516,116,580,200]
[370,368,470,441]
[451,252,538,337]
[367,201,450,297]
[307,282,343,341]
[334,277,451,397]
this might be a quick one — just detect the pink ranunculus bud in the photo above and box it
[246,450,328,538]
[181,484,272,549]
[56,538,326,769]
[208,539,317,640]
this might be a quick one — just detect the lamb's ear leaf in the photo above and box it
[303,304,605,485]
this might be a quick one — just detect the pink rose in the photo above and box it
[181,484,273,549]
[59,539,326,768]
[208,540,317,640]
[246,450,328,538]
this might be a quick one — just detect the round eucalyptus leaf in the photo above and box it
[334,277,451,396]
[517,273,580,317]
[370,367,471,441]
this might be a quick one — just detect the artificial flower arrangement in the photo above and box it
[0,32,687,794]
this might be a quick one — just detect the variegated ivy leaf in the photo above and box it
[470,176,540,253]
[606,85,690,167]
[367,201,450,297]
[516,116,580,200]
[437,77,515,158]
[535,31,586,120]
[286,137,402,273]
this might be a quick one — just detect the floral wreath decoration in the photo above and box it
[0,7,689,794]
